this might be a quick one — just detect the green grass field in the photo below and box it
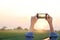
[0,30,60,40]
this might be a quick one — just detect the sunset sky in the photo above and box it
[0,0,60,30]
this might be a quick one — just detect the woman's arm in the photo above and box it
[25,16,38,40]
[46,15,58,40]
[46,15,54,32]
[29,16,37,32]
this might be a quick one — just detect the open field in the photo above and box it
[0,30,60,40]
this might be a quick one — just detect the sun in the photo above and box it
[34,19,48,30]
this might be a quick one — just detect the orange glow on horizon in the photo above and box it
[35,29,47,33]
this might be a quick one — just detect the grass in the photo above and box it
[0,30,60,40]
[0,30,25,40]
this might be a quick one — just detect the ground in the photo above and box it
[0,30,60,40]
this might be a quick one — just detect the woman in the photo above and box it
[25,14,58,40]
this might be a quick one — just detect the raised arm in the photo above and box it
[46,15,58,40]
[29,16,37,32]
[25,16,38,40]
[46,15,54,32]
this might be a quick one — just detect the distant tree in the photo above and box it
[1,26,7,30]
[16,26,22,30]
[24,28,28,31]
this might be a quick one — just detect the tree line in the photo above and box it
[0,26,28,31]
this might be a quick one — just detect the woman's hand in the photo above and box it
[46,15,52,25]
[31,16,37,25]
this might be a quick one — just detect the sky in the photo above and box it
[0,0,60,30]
